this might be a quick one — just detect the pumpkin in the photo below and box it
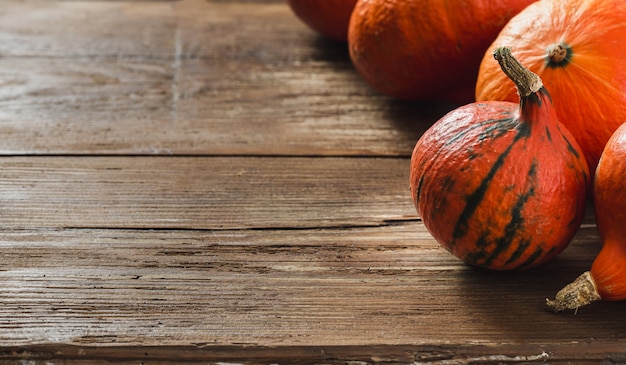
[547,123,626,312]
[475,0,626,174]
[287,0,358,42]
[410,47,589,271]
[347,0,537,102]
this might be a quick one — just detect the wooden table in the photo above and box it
[1,1,624,363]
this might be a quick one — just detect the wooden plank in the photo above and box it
[0,223,622,363]
[0,223,616,349]
[2,342,626,364]
[0,156,416,229]
[0,0,453,156]
[0,57,446,156]
[0,1,296,59]
[0,1,620,362]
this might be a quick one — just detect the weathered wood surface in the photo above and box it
[0,0,450,156]
[0,156,415,229]
[0,222,611,344]
[0,0,624,364]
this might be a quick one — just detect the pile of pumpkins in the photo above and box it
[287,0,626,312]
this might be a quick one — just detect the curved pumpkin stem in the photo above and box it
[493,47,543,98]
[545,271,602,312]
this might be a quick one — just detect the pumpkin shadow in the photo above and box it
[383,98,460,153]
[455,229,626,343]
[307,35,352,64]
[305,32,463,152]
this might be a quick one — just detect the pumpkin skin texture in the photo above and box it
[287,0,358,42]
[547,123,626,312]
[347,0,537,102]
[410,48,589,271]
[475,0,626,174]
[592,123,626,301]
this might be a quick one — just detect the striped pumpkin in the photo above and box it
[409,48,590,270]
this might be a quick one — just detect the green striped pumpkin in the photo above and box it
[409,48,590,270]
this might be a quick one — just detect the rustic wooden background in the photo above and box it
[0,0,625,364]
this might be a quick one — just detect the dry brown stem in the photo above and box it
[493,47,543,98]
[546,271,602,313]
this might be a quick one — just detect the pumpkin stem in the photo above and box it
[493,47,543,99]
[548,44,568,64]
[546,43,572,68]
[545,271,602,313]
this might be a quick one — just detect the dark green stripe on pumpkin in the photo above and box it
[421,116,515,225]
[521,93,541,109]
[481,159,538,268]
[452,120,531,242]
[541,87,553,103]
[557,124,580,159]
[477,120,519,142]
[518,245,556,270]
[521,87,552,110]
[503,238,532,267]
[444,115,517,148]
[462,232,492,267]
[428,175,456,224]
[417,114,514,213]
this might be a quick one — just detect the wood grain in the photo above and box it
[3,342,626,364]
[0,224,618,348]
[0,156,414,229]
[0,0,622,363]
[0,0,453,156]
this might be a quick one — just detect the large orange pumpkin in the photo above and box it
[410,48,589,271]
[348,0,537,103]
[547,123,626,312]
[475,0,626,173]
[287,0,358,42]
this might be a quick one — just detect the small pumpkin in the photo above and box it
[547,123,626,312]
[475,0,626,173]
[347,0,537,102]
[410,47,589,270]
[287,0,358,42]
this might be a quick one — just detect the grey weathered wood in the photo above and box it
[0,156,414,229]
[0,0,622,363]
[0,224,618,348]
[0,0,452,156]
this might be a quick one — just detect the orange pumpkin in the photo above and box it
[475,0,626,173]
[348,0,537,102]
[287,0,358,42]
[410,48,589,270]
[547,123,626,312]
